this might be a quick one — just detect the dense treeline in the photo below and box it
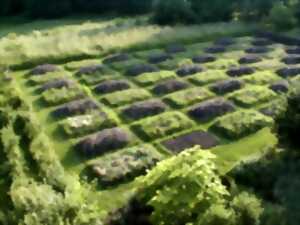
[1,0,300,29]
[1,0,153,18]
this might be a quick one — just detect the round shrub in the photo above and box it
[277,80,300,147]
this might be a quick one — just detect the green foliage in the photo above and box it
[206,59,239,70]
[259,97,288,119]
[189,70,228,85]
[102,88,151,107]
[0,84,106,224]
[90,144,163,184]
[72,0,153,14]
[268,1,297,31]
[231,149,300,225]
[231,192,263,225]
[196,192,263,225]
[135,71,176,86]
[139,147,229,225]
[25,113,69,190]
[164,87,214,107]
[229,86,277,107]
[2,0,153,18]
[42,87,84,106]
[132,111,195,140]
[110,59,144,72]
[60,113,117,137]
[152,0,195,24]
[64,60,101,71]
[241,71,281,85]
[25,0,72,18]
[153,0,235,24]
[277,80,300,146]
[196,204,237,225]
[237,0,279,21]
[212,110,274,139]
[190,0,235,22]
[28,71,67,86]
[138,146,264,225]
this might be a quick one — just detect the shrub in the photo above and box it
[138,146,263,225]
[190,0,235,22]
[153,0,235,24]
[152,0,195,24]
[73,0,153,14]
[212,110,274,139]
[237,0,278,21]
[277,80,300,146]
[120,0,153,14]
[60,113,117,137]
[42,87,84,106]
[25,0,72,18]
[268,1,296,31]
[138,147,229,225]
[132,111,194,140]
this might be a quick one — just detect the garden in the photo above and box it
[1,0,300,225]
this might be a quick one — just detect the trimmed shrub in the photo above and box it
[212,110,274,139]
[164,87,214,108]
[132,112,195,140]
[90,144,163,185]
[102,88,151,107]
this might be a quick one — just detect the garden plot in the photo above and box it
[13,34,296,192]
[228,86,277,107]
[89,144,163,185]
[164,87,215,108]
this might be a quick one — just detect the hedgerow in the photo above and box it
[0,75,107,224]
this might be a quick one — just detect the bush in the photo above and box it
[268,1,296,31]
[137,146,264,225]
[138,147,230,225]
[277,80,300,147]
[237,0,278,21]
[26,0,72,18]
[72,0,153,14]
[152,0,195,24]
[153,0,235,24]
[190,0,235,22]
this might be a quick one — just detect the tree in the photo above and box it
[138,146,263,225]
